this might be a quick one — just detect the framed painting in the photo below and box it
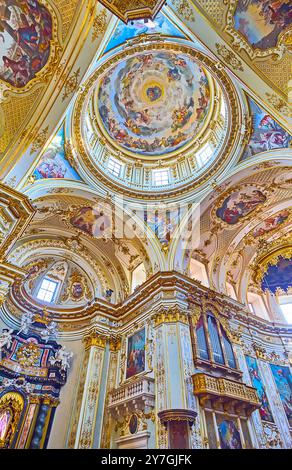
[126,328,146,379]
[234,1,292,51]
[270,363,292,426]
[0,0,53,88]
[246,355,274,422]
[217,416,242,449]
[241,98,291,161]
[216,186,266,225]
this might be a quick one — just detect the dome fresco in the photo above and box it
[97,51,211,156]
[75,42,236,196]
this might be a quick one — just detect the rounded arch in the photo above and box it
[0,391,25,449]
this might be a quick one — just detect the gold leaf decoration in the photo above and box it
[62,68,81,102]
[215,43,244,72]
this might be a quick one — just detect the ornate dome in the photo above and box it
[72,42,241,197]
[97,51,212,157]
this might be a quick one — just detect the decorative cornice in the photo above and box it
[158,409,197,427]
[152,306,189,327]
[2,271,292,338]
[82,331,108,350]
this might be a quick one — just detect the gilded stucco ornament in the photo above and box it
[265,93,290,117]
[83,331,108,350]
[171,0,195,22]
[61,68,80,102]
[152,306,189,327]
[91,8,108,41]
[29,126,50,154]
[215,43,244,72]
[98,1,166,23]
[61,269,92,303]
[250,234,292,287]
[16,342,41,367]
[0,185,35,259]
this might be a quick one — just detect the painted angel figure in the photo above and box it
[0,328,13,360]
[49,346,73,371]
[18,311,35,335]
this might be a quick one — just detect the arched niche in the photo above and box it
[0,392,25,449]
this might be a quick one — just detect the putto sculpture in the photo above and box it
[49,345,73,371]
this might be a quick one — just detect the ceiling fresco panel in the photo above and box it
[0,0,85,159]
[32,124,81,181]
[191,0,291,121]
[240,97,292,162]
[0,0,53,88]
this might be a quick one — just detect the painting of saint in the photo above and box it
[234,1,292,50]
[241,98,291,161]
[217,418,242,449]
[270,364,292,426]
[70,207,112,238]
[252,210,289,238]
[0,0,53,88]
[126,328,145,379]
[33,126,80,180]
[246,355,274,422]
[147,85,162,102]
[144,208,180,247]
[216,187,266,225]
[0,409,11,442]
[261,256,292,294]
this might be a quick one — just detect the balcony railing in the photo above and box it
[109,376,155,408]
[193,372,260,415]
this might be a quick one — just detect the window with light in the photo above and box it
[153,169,169,186]
[36,278,58,303]
[197,144,213,167]
[278,296,292,324]
[108,157,122,177]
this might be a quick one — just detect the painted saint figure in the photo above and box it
[0,409,12,442]
[0,0,53,87]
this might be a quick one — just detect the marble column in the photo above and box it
[99,338,120,449]
[29,396,59,449]
[153,308,200,449]
[67,331,107,449]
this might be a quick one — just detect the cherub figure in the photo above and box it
[0,329,13,360]
[18,311,35,335]
[49,346,73,371]
[40,321,58,343]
